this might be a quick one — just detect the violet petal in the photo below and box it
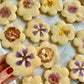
[16,60,23,65]
[40,31,44,37]
[41,28,48,32]
[73,68,78,73]
[82,61,84,66]
[39,23,43,28]
[27,53,34,59]
[75,61,80,66]
[34,25,38,29]
[79,71,83,77]
[16,52,23,58]
[33,31,38,35]
[25,60,31,67]
[22,48,28,56]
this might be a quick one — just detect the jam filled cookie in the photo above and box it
[25,19,50,43]
[0,24,25,49]
[68,54,84,82]
[17,0,40,21]
[40,0,63,16]
[22,75,43,84]
[61,0,84,23]
[36,42,59,68]
[51,21,74,45]
[73,31,84,54]
[44,65,70,84]
[6,44,41,77]
[0,0,17,25]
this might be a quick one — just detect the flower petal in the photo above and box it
[28,53,34,59]
[34,25,38,29]
[22,48,28,56]
[16,52,23,58]
[16,60,23,65]
[79,71,83,77]
[82,61,84,66]
[40,31,44,37]
[25,60,31,67]
[73,68,78,73]
[39,23,43,28]
[41,28,48,32]
[75,61,80,66]
[33,31,38,35]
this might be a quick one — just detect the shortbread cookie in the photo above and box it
[22,75,43,84]
[40,0,63,16]
[17,0,40,21]
[51,21,74,45]
[6,44,41,77]
[25,19,50,43]
[61,0,84,23]
[73,31,84,54]
[0,24,25,49]
[0,0,17,25]
[44,65,70,84]
[68,54,84,82]
[36,42,59,68]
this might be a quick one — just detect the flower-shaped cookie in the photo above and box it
[25,19,50,43]
[17,0,40,21]
[0,24,25,49]
[68,54,84,82]
[22,75,43,84]
[6,44,41,77]
[36,42,59,68]
[51,21,74,45]
[44,65,70,84]
[73,31,84,54]
[40,0,63,16]
[61,0,84,23]
[0,1,17,25]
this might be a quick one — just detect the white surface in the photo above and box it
[0,0,84,84]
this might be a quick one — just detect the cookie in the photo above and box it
[25,18,50,43]
[73,31,84,54]
[6,44,41,77]
[36,42,59,68]
[0,24,25,49]
[40,0,63,16]
[51,21,74,45]
[68,54,84,82]
[17,0,40,21]
[0,0,17,25]
[44,65,70,84]
[22,75,43,84]
[61,0,84,23]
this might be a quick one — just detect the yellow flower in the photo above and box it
[59,26,70,38]
[44,0,56,8]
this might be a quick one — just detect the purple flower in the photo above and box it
[33,23,48,37]
[73,61,84,77]
[16,48,34,67]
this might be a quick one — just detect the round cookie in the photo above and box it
[0,0,17,25]
[17,0,40,21]
[51,20,74,45]
[44,65,70,84]
[36,42,59,68]
[0,24,25,49]
[25,18,50,43]
[22,75,43,84]
[40,0,63,16]
[73,30,84,54]
[6,44,41,77]
[61,0,84,23]
[68,54,84,82]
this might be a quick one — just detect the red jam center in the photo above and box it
[38,47,54,63]
[4,27,20,42]
[0,7,11,18]
[23,0,34,8]
[48,73,61,84]
[68,4,78,14]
